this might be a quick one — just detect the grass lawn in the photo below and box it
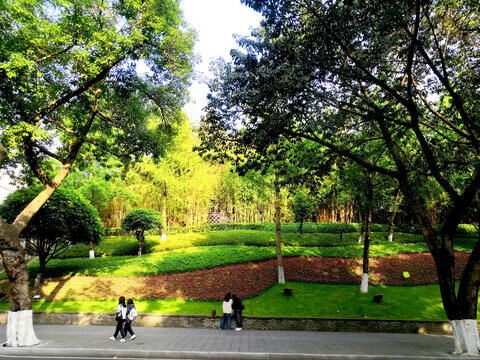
[3,282,453,321]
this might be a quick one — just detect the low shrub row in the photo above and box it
[104,222,478,236]
[57,229,475,259]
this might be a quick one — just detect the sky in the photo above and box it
[180,0,263,123]
[0,0,263,202]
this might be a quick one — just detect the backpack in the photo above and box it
[127,307,137,322]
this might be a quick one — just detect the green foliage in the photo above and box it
[121,209,164,234]
[138,222,366,234]
[98,236,155,256]
[104,228,125,236]
[130,222,477,236]
[0,185,103,253]
[202,1,480,328]
[292,191,314,231]
[1,0,195,185]
[24,245,274,278]
[59,230,426,258]
[57,228,477,260]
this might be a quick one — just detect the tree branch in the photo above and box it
[30,47,137,124]
[412,78,471,140]
[282,128,399,178]
[403,17,480,148]
[33,144,65,163]
[12,91,102,234]
[35,45,75,63]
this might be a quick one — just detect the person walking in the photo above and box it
[232,293,244,331]
[110,296,127,342]
[124,299,138,340]
[219,292,233,330]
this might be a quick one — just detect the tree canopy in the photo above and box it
[0,0,195,346]
[201,0,480,354]
[1,0,195,176]
[121,209,163,256]
[0,185,103,286]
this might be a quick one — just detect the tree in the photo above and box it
[121,209,163,257]
[0,0,194,346]
[292,191,313,237]
[0,186,103,287]
[204,0,480,354]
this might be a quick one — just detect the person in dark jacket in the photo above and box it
[232,294,244,331]
[124,299,137,340]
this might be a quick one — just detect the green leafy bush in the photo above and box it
[96,236,155,256]
[57,229,476,260]
[105,222,478,237]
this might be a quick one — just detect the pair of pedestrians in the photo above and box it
[219,292,244,331]
[109,296,138,342]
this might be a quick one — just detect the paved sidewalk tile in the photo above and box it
[0,324,476,359]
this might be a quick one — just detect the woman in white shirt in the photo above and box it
[219,292,233,329]
[109,296,127,341]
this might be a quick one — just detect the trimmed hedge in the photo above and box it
[105,222,478,236]
[57,229,477,259]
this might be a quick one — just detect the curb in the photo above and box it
[0,348,471,360]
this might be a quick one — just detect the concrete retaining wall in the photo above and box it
[0,311,457,335]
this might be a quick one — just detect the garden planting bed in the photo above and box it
[17,252,469,302]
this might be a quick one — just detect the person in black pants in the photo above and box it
[232,294,244,331]
[124,299,137,340]
[110,296,127,341]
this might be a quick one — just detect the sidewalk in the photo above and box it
[0,324,476,360]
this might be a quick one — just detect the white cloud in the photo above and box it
[180,0,262,123]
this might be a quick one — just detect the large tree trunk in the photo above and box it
[0,91,98,347]
[274,170,285,284]
[0,185,63,347]
[360,170,373,294]
[429,236,478,355]
[0,183,60,347]
[0,239,39,347]
[401,183,479,355]
[455,236,480,355]
[374,115,480,355]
